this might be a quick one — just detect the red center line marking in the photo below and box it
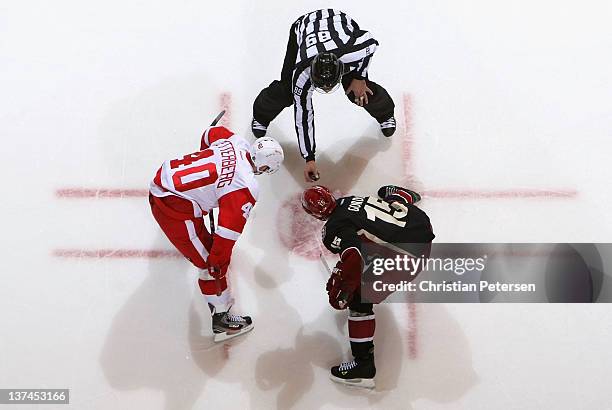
[53,249,182,258]
[402,94,419,359]
[56,188,148,198]
[219,92,232,128]
[56,187,578,200]
[423,189,578,199]
[402,94,414,177]
[406,300,418,359]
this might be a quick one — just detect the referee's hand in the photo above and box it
[346,78,373,106]
[304,160,320,182]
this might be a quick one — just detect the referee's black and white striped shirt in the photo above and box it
[291,9,379,161]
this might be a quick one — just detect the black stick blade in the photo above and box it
[210,110,226,127]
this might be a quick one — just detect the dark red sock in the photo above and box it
[348,311,375,359]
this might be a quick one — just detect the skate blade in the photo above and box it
[213,324,254,343]
[329,374,375,389]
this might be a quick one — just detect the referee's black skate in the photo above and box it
[251,118,268,138]
[330,355,376,389]
[379,116,396,137]
[210,304,254,342]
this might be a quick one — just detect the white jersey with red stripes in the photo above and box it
[150,126,258,247]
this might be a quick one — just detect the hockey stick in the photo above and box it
[208,110,225,297]
[210,110,226,127]
[319,252,332,275]
[208,209,223,297]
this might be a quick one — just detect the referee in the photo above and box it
[252,9,396,182]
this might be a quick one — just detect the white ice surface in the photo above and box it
[1,1,612,409]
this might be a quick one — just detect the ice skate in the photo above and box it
[251,118,268,138]
[330,356,376,389]
[378,116,396,137]
[378,185,421,205]
[210,304,254,342]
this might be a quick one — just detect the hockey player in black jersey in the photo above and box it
[301,185,434,388]
[253,9,396,183]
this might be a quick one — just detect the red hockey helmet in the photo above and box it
[301,185,337,220]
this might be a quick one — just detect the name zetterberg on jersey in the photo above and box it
[216,140,237,188]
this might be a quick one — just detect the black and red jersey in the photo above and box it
[322,195,435,257]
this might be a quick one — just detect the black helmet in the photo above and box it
[309,52,344,93]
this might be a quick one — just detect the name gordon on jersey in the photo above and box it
[216,140,237,188]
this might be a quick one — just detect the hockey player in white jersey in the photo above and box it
[149,125,284,341]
